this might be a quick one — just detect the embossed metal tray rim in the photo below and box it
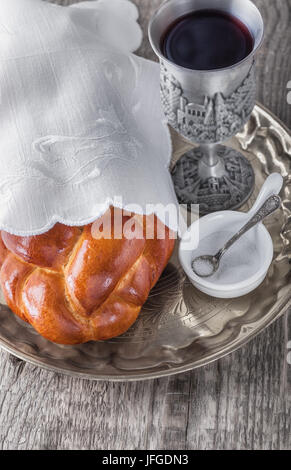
[0,103,290,381]
[0,295,290,382]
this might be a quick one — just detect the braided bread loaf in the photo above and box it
[0,208,175,344]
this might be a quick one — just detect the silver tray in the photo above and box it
[0,103,290,381]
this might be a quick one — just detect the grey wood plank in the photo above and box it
[0,0,290,451]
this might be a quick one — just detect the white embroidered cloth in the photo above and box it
[0,0,178,235]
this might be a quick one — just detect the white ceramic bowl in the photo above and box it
[179,210,274,299]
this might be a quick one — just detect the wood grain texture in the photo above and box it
[0,0,290,450]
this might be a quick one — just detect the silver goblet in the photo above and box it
[149,0,264,214]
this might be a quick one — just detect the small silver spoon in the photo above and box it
[192,195,281,278]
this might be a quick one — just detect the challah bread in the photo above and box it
[0,208,175,344]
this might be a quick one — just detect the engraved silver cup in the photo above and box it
[149,0,264,214]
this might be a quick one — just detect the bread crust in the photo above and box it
[0,209,175,344]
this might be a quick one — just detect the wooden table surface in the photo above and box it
[0,0,290,450]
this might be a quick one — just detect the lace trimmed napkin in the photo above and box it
[0,0,178,235]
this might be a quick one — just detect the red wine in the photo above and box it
[162,9,254,70]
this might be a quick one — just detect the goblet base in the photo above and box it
[171,145,255,215]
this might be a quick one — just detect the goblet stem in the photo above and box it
[171,144,255,215]
[197,144,226,181]
[199,144,219,167]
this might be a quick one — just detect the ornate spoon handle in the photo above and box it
[215,195,281,261]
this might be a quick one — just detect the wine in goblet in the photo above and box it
[149,0,264,214]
